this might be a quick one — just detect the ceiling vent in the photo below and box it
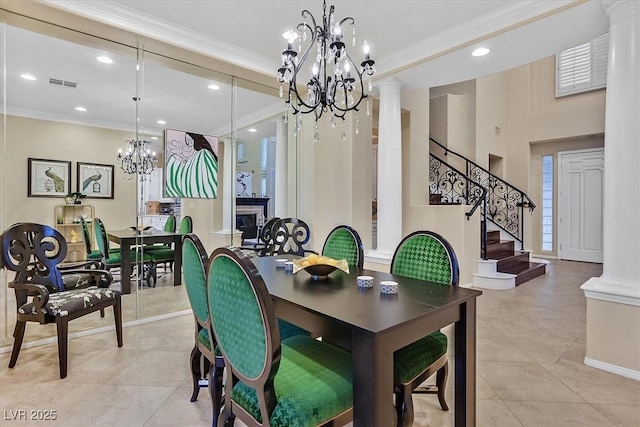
[49,78,77,88]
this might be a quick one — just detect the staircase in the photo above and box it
[428,137,547,289]
[473,229,547,289]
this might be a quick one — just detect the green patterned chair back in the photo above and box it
[164,214,176,233]
[182,234,209,325]
[178,216,193,234]
[207,246,280,385]
[391,231,459,286]
[93,218,109,259]
[80,218,93,254]
[322,225,364,269]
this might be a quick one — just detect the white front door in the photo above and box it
[559,148,604,263]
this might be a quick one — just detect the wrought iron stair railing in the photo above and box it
[429,153,488,258]
[429,138,536,250]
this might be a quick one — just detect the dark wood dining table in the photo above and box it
[106,229,183,294]
[252,255,482,427]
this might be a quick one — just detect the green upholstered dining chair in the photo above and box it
[1,222,122,378]
[81,218,118,264]
[321,225,364,269]
[182,233,225,426]
[94,217,154,285]
[390,230,460,427]
[146,216,193,285]
[207,247,353,427]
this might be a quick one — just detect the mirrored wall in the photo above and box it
[0,11,287,345]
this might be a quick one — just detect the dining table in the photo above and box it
[252,255,482,427]
[106,229,183,294]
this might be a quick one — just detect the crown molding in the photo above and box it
[376,0,583,77]
[41,0,279,77]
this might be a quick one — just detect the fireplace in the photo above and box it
[236,198,269,243]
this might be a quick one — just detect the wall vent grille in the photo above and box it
[49,78,77,88]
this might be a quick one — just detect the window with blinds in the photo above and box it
[556,33,609,97]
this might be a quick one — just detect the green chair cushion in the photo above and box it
[392,235,453,285]
[278,319,309,340]
[87,250,102,260]
[146,247,175,261]
[104,251,153,266]
[323,228,360,269]
[394,331,447,384]
[231,335,353,427]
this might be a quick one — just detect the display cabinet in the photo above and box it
[54,204,95,263]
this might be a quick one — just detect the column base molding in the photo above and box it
[581,276,640,306]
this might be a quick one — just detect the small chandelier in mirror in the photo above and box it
[117,139,157,176]
[277,0,375,139]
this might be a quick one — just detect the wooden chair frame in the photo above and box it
[1,222,122,378]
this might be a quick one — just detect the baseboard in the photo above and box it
[0,309,192,354]
[584,356,640,381]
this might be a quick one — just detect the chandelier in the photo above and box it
[277,0,375,138]
[117,140,157,175]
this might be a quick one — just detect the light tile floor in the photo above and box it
[1,260,639,426]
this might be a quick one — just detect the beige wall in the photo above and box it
[476,73,507,170]
[295,111,373,253]
[5,115,138,229]
[500,56,606,255]
[586,299,640,373]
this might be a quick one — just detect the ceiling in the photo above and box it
[3,0,610,149]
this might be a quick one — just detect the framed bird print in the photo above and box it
[76,162,114,199]
[28,158,71,197]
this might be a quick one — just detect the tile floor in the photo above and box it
[1,260,639,426]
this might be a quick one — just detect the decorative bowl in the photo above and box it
[300,264,338,280]
[292,255,349,280]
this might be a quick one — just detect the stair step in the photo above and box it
[501,262,547,286]
[486,240,514,259]
[486,230,501,244]
[496,251,530,271]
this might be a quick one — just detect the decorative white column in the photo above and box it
[581,0,640,380]
[222,139,235,232]
[275,116,288,218]
[373,78,403,259]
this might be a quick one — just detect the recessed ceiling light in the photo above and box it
[75,106,87,112]
[157,120,166,125]
[97,55,113,64]
[248,128,257,133]
[208,84,220,90]
[150,136,159,140]
[472,47,490,57]
[20,74,37,81]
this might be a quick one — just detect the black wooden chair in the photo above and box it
[269,217,318,256]
[238,216,280,257]
[1,222,123,378]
